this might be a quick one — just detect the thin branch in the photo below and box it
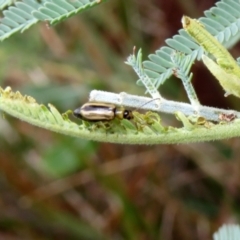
[90,90,240,122]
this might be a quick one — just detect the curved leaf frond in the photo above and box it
[0,0,42,41]
[0,0,106,41]
[143,0,240,89]
[1,87,240,144]
[126,49,161,98]
[32,0,106,25]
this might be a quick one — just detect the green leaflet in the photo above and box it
[182,15,240,98]
[0,0,106,41]
[2,86,240,144]
[202,54,240,97]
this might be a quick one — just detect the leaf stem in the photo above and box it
[90,90,240,122]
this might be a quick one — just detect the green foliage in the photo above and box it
[33,0,107,24]
[0,0,240,144]
[0,0,14,10]
[1,1,240,238]
[3,86,240,144]
[143,0,240,88]
[0,0,105,41]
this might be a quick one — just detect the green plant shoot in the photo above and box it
[182,15,240,98]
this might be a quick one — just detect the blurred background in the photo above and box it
[1,0,240,239]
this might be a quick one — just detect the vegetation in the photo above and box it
[0,0,240,239]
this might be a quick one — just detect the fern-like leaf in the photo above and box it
[0,0,42,41]
[32,0,106,25]
[142,0,240,90]
[126,49,161,98]
[0,0,105,41]
[170,51,200,106]
[2,87,240,144]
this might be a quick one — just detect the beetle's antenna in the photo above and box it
[134,98,161,111]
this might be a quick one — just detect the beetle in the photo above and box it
[73,102,133,121]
